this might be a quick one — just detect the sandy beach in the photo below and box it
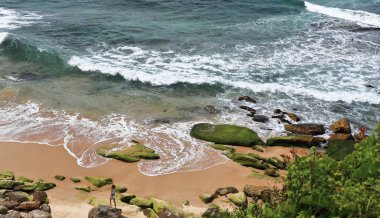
[0,141,292,217]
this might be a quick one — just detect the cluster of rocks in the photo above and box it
[96,143,160,163]
[0,171,53,218]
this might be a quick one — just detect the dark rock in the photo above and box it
[39,204,50,214]
[260,189,274,203]
[204,105,220,114]
[279,118,292,124]
[25,209,52,218]
[214,187,239,196]
[202,205,220,218]
[54,175,65,181]
[272,114,284,119]
[0,206,7,214]
[328,134,354,141]
[330,103,350,113]
[243,185,263,199]
[88,205,122,218]
[314,137,327,143]
[32,192,47,204]
[273,109,282,114]
[364,84,375,88]
[252,115,269,123]
[7,192,30,204]
[3,210,21,218]
[330,118,351,134]
[238,96,256,103]
[284,124,325,135]
[119,194,136,203]
[287,113,300,122]
[199,194,216,204]
[264,169,280,177]
[239,106,256,113]
[0,201,19,210]
[15,201,40,211]
[246,112,256,117]
[266,135,322,147]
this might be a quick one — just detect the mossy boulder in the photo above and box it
[266,135,321,147]
[85,176,113,188]
[0,180,22,189]
[209,144,236,153]
[76,186,92,192]
[17,176,33,183]
[119,194,136,203]
[151,197,190,218]
[115,185,127,193]
[267,157,287,169]
[190,123,263,146]
[226,153,269,170]
[0,171,14,180]
[96,144,160,163]
[70,178,81,183]
[143,208,158,218]
[326,140,356,161]
[54,175,65,181]
[129,197,153,209]
[35,181,56,191]
[284,124,325,135]
[14,183,37,192]
[228,192,247,208]
[199,194,216,204]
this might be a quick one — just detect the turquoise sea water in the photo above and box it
[0,0,379,175]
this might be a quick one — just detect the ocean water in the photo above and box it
[0,0,379,176]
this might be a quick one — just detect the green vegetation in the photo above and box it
[326,140,355,161]
[54,175,66,181]
[96,144,160,163]
[70,178,81,183]
[85,176,113,188]
[190,123,263,146]
[35,180,56,191]
[205,124,380,218]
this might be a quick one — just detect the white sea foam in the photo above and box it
[0,32,8,44]
[305,1,380,28]
[0,7,42,30]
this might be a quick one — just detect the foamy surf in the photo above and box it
[0,32,8,44]
[305,1,380,28]
[0,7,42,30]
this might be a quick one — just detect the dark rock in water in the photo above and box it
[88,205,122,218]
[328,134,354,141]
[204,105,220,114]
[279,118,292,124]
[330,118,352,134]
[238,96,256,103]
[364,84,376,88]
[326,140,355,161]
[202,205,220,218]
[287,113,300,122]
[153,118,170,124]
[284,124,325,135]
[330,103,350,114]
[351,27,380,32]
[239,106,256,113]
[247,112,255,117]
[272,114,284,119]
[18,72,41,81]
[252,115,269,123]
[214,187,239,196]
[273,109,282,114]
[266,135,322,147]
[27,209,52,218]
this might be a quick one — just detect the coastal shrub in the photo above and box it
[326,140,355,160]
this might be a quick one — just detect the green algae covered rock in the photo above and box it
[326,140,356,161]
[129,197,153,209]
[76,186,92,192]
[54,175,65,181]
[0,180,19,189]
[228,192,247,208]
[190,123,263,146]
[209,144,236,153]
[96,144,160,163]
[85,176,113,188]
[70,178,81,183]
[143,208,158,218]
[35,181,56,191]
[119,193,136,203]
[266,135,320,147]
[17,176,33,183]
[264,169,280,177]
[14,183,37,192]
[151,197,191,218]
[0,171,14,180]
[115,185,127,193]
[226,153,269,170]
[199,193,216,204]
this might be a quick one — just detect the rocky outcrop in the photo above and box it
[119,194,136,203]
[226,153,269,170]
[252,115,269,123]
[190,123,263,146]
[96,144,160,163]
[151,197,191,218]
[0,171,14,180]
[243,185,264,199]
[227,192,247,208]
[129,197,153,209]
[328,134,354,141]
[84,176,113,188]
[142,208,158,218]
[330,118,351,134]
[115,185,127,194]
[239,106,256,113]
[199,194,215,204]
[284,124,325,135]
[266,135,322,147]
[214,187,239,196]
[264,169,279,177]
[88,205,122,218]
[16,201,40,211]
[25,209,52,218]
[238,96,256,103]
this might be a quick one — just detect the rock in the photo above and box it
[96,144,159,163]
[190,123,263,146]
[39,204,50,214]
[279,118,292,124]
[264,169,280,177]
[202,205,220,218]
[88,205,122,218]
[0,181,18,190]
[252,145,264,152]
[287,113,300,122]
[328,134,354,141]
[151,197,189,218]
[183,200,189,206]
[129,197,153,209]
[204,105,220,114]
[70,178,81,183]
[16,201,40,211]
[84,177,113,188]
[54,176,65,181]
[266,135,321,147]
[284,124,325,135]
[252,115,269,123]
[330,118,351,134]
[0,201,19,210]
[260,189,274,203]
[267,157,286,169]
[0,171,14,180]
[326,140,356,161]
[16,177,33,184]
[238,96,256,103]
[243,185,263,199]
[34,182,55,192]
[32,192,47,204]
[199,194,215,204]
[114,185,127,193]
[119,194,136,203]
[228,192,247,208]
[8,192,30,204]
[4,210,21,218]
[75,187,92,193]
[142,208,158,218]
[364,84,375,88]
[214,187,239,196]
[14,184,36,192]
[273,109,282,114]
[209,144,235,153]
[226,153,269,170]
[239,106,256,113]
[25,210,51,218]
[246,112,256,118]
[0,206,7,214]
